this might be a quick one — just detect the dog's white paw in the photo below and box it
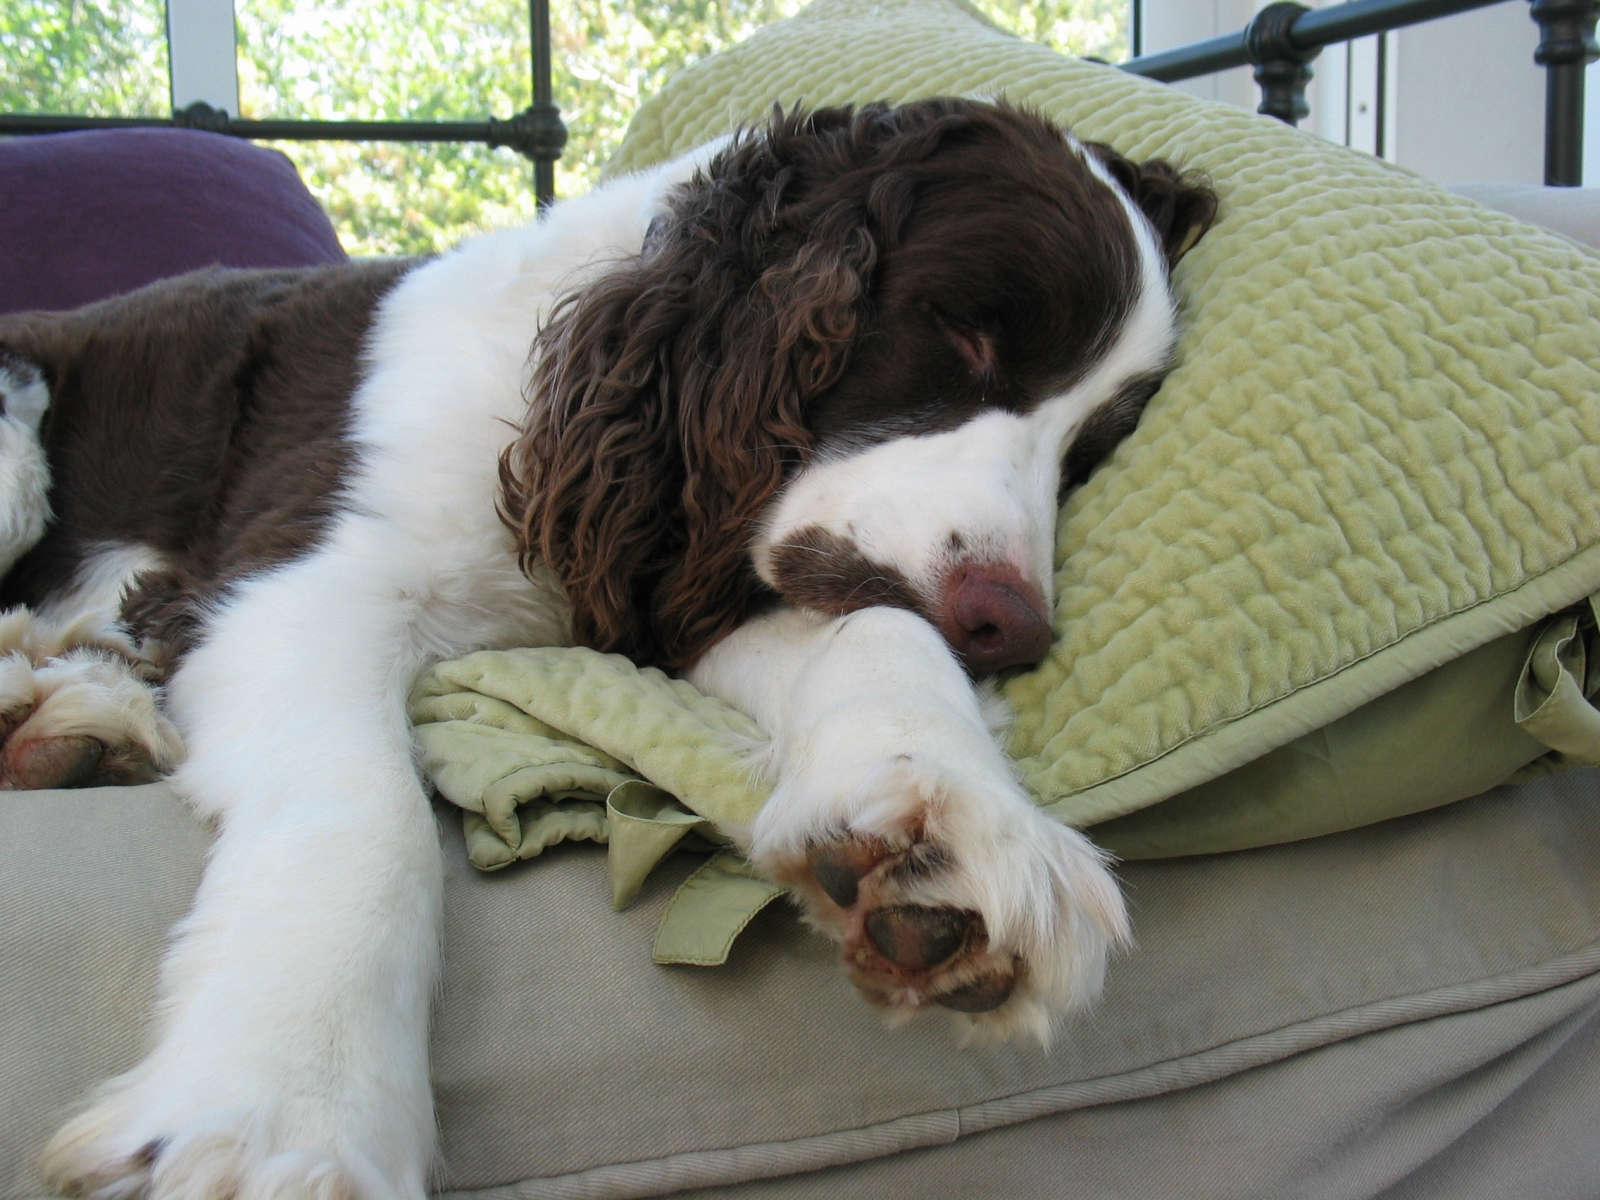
[0,609,180,789]
[749,742,1130,1043]
[43,1096,404,1200]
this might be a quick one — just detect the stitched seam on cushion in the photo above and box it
[1035,538,1600,824]
[956,939,1600,1137]
[433,941,1600,1200]
[1069,547,1600,788]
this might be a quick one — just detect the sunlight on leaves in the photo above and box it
[4,0,1129,255]
[1,0,168,116]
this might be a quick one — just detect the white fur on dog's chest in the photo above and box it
[324,158,716,662]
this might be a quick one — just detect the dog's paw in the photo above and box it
[0,646,181,789]
[44,1100,400,1200]
[750,752,1130,1042]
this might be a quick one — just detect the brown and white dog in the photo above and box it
[0,100,1214,1200]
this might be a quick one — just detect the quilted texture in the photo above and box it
[411,648,766,845]
[410,650,783,963]
[607,0,1600,828]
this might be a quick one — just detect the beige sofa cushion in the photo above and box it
[7,772,1600,1198]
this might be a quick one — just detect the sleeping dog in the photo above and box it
[0,99,1214,1200]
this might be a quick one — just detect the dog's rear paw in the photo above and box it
[0,638,180,789]
[753,755,1130,1042]
[6,732,111,789]
[45,1107,391,1200]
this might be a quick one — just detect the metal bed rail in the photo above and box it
[0,0,1596,203]
[0,0,568,207]
[1122,0,1600,185]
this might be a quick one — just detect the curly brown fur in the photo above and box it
[499,100,1215,670]
[498,105,890,669]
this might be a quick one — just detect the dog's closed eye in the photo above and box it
[931,307,998,375]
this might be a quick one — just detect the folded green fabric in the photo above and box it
[410,649,784,963]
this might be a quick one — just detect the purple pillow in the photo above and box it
[0,128,346,315]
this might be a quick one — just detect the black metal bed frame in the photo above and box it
[0,0,1596,204]
[1123,0,1599,186]
[0,0,568,206]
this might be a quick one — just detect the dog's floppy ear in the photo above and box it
[499,110,882,669]
[1087,142,1218,267]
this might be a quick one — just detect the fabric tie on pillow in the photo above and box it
[1514,597,1600,766]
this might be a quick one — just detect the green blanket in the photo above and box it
[412,0,1600,961]
[411,650,784,964]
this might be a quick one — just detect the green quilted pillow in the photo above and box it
[603,0,1600,857]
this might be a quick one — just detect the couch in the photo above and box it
[4,122,1600,1200]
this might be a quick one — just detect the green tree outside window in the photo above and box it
[2,0,1128,256]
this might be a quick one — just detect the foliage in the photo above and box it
[971,0,1127,62]
[3,0,1130,255]
[235,0,546,253]
[553,0,805,191]
[0,0,168,116]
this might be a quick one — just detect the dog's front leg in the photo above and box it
[44,549,442,1200]
[687,604,1129,1042]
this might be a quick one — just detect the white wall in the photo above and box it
[1585,53,1600,182]
[165,0,240,114]
[1142,0,1257,109]
[1388,1,1543,185]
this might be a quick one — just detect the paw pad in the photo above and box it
[5,734,105,790]
[807,841,882,908]
[798,833,1025,1019]
[931,961,1019,1012]
[863,905,971,969]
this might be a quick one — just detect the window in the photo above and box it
[2,0,169,118]
[3,0,1133,254]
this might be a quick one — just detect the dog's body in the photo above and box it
[0,101,1213,1200]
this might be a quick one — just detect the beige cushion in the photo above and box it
[1452,182,1600,253]
[6,772,1600,1198]
[679,991,1600,1199]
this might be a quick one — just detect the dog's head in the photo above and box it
[501,99,1216,671]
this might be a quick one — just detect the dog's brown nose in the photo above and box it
[936,566,1052,674]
